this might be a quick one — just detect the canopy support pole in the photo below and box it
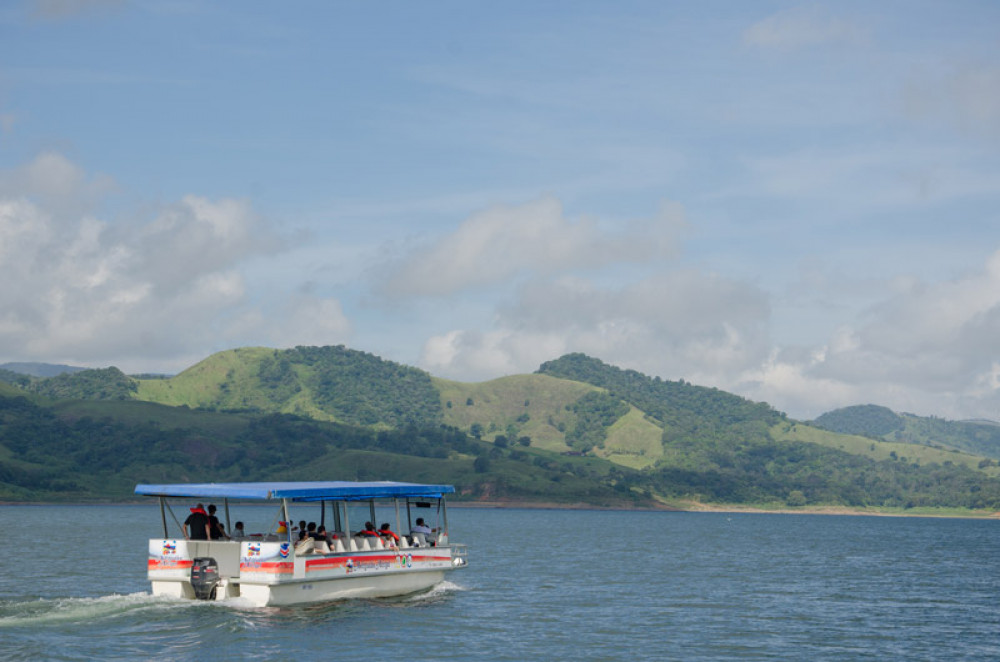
[282,498,292,543]
[159,497,167,538]
[441,497,449,541]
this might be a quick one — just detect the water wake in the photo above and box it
[405,580,466,602]
[0,592,191,628]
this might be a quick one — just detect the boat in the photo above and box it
[134,480,468,607]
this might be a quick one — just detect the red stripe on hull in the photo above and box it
[148,559,193,570]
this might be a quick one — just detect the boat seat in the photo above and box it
[332,539,346,553]
[371,537,384,549]
[295,538,314,555]
[411,533,426,547]
[399,537,409,549]
[313,540,330,554]
[355,538,369,551]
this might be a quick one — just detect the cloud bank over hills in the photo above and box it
[1,1,998,422]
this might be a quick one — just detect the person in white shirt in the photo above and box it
[410,517,435,546]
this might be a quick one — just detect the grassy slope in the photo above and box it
[773,421,1000,477]
[597,406,664,469]
[135,347,335,421]
[135,348,267,407]
[435,374,598,452]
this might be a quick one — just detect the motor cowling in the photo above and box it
[190,557,220,600]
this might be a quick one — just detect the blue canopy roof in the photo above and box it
[134,481,455,502]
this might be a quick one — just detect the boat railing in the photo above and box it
[450,544,468,567]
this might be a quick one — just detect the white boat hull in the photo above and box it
[147,538,465,607]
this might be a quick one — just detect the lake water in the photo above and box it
[1,505,998,661]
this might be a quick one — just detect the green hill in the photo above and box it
[5,346,1000,511]
[0,392,638,506]
[135,345,441,428]
[436,374,598,452]
[813,405,1000,459]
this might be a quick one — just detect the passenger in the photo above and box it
[296,520,308,541]
[306,522,318,539]
[315,525,332,544]
[357,521,380,537]
[207,504,226,540]
[183,503,211,541]
[233,521,246,539]
[410,517,434,546]
[378,522,400,544]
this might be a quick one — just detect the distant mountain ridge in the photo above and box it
[0,362,88,378]
[2,349,997,462]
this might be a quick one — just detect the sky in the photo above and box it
[1,0,999,422]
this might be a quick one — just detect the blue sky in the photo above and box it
[1,0,999,421]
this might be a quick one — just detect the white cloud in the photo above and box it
[737,248,1000,419]
[0,151,116,217]
[420,269,771,383]
[379,197,687,297]
[419,240,1000,422]
[0,152,350,371]
[227,295,352,351]
[743,4,866,51]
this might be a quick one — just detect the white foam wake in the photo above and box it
[405,580,467,602]
[0,592,190,628]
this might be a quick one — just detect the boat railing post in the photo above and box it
[159,497,167,538]
[441,497,449,542]
[394,498,401,539]
[224,498,231,538]
[282,498,292,544]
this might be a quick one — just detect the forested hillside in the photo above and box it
[538,353,783,438]
[813,405,904,437]
[134,345,441,428]
[4,348,1000,511]
[814,404,1000,459]
[0,366,137,400]
[0,393,636,505]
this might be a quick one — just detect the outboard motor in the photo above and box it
[190,557,220,600]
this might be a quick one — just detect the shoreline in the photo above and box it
[451,499,1000,519]
[4,499,999,519]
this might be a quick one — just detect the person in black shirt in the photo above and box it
[184,503,211,540]
[207,504,226,540]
